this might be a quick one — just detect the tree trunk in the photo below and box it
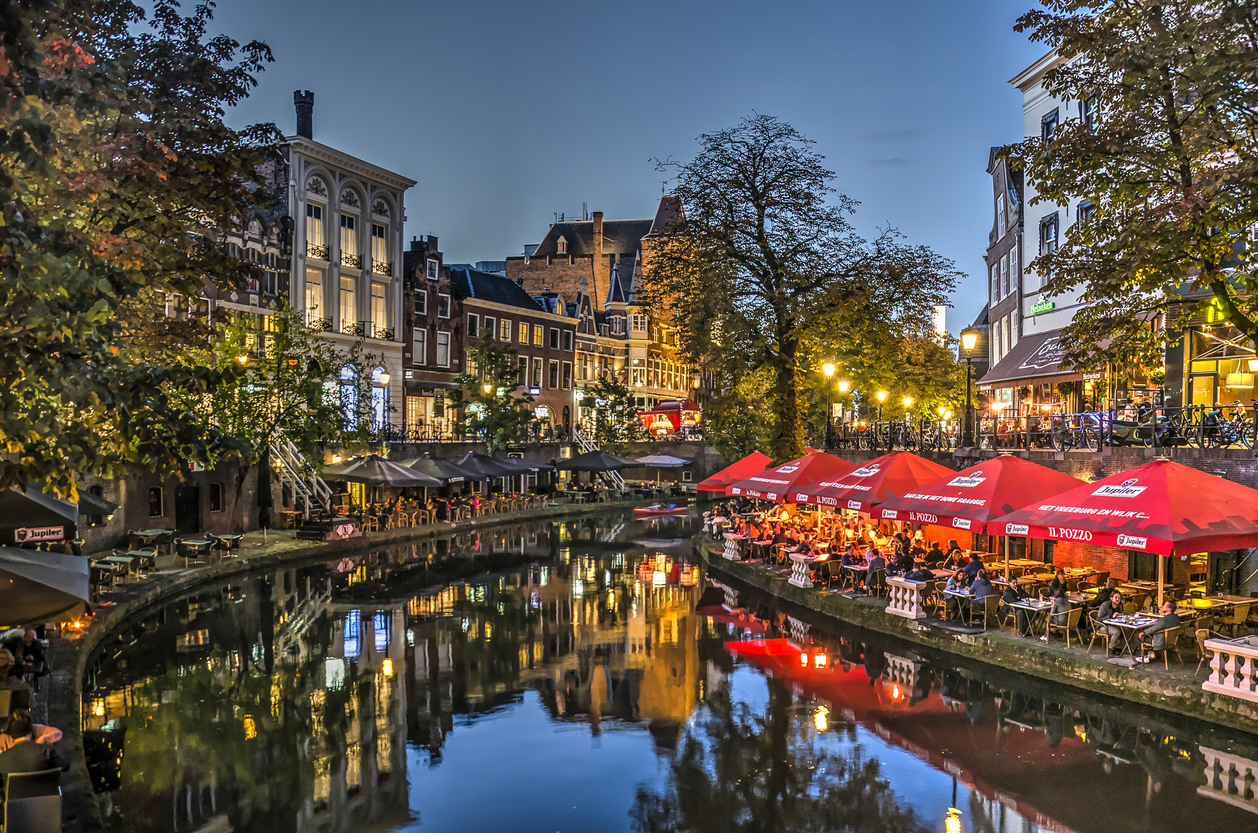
[771,335,805,460]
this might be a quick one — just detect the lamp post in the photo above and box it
[876,390,887,423]
[903,396,913,416]
[960,326,980,447]
[822,363,835,448]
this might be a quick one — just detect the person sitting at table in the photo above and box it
[944,570,970,619]
[904,561,934,582]
[971,570,997,601]
[942,540,965,569]
[1096,589,1126,656]
[1136,600,1182,664]
[866,549,886,577]
[1002,577,1036,637]
[1048,568,1068,597]
[960,554,983,579]
[925,541,945,566]
[1047,573,1072,627]
[841,543,862,568]
[0,710,61,754]
[892,547,914,577]
[0,712,69,802]
[772,526,791,546]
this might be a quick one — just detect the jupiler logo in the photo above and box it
[952,518,972,530]
[948,472,986,488]
[851,465,881,477]
[1117,534,1148,549]
[1005,523,1029,535]
[776,464,800,474]
[1092,477,1146,498]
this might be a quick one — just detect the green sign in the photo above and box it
[1030,299,1055,314]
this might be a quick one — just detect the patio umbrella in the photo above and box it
[635,454,692,484]
[398,456,485,484]
[0,487,79,545]
[497,457,556,473]
[555,450,639,472]
[0,546,90,625]
[455,451,519,479]
[323,455,442,488]
[77,491,119,517]
[791,451,954,514]
[697,452,773,492]
[726,451,856,503]
[989,458,1258,608]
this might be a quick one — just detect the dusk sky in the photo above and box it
[214,0,1046,333]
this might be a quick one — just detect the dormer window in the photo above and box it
[556,236,567,255]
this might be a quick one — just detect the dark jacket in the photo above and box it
[0,740,69,777]
[1096,599,1123,622]
[866,555,886,573]
[971,577,996,600]
[1142,611,1181,636]
[905,567,934,582]
[960,558,983,578]
[1003,585,1031,604]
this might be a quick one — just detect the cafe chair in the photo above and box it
[1142,625,1184,670]
[969,595,1000,630]
[2,768,61,833]
[1195,628,1227,675]
[1220,602,1254,638]
[866,569,887,599]
[1047,606,1084,647]
[1093,571,1110,586]
[1087,611,1112,655]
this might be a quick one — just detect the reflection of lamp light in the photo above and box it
[800,652,809,667]
[945,808,963,833]
[1226,372,1255,389]
[91,699,105,717]
[814,705,829,732]
[382,658,394,677]
[813,652,827,668]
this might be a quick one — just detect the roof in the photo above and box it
[450,266,544,312]
[605,256,641,306]
[531,218,654,258]
[644,194,683,237]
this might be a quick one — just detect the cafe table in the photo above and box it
[124,549,156,571]
[1102,612,1160,656]
[1005,597,1054,640]
[841,563,871,592]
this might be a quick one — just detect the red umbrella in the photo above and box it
[989,459,1258,606]
[874,454,1085,533]
[791,450,954,513]
[697,451,773,492]
[726,451,856,503]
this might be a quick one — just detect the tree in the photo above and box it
[450,336,534,454]
[1008,1,1258,372]
[0,0,279,495]
[581,370,643,453]
[700,370,775,461]
[644,115,959,460]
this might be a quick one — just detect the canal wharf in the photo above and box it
[696,536,1258,736]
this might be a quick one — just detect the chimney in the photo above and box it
[591,211,605,301]
[294,90,314,139]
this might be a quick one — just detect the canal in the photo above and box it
[81,509,1258,833]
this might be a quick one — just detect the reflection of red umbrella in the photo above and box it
[697,452,773,492]
[791,451,954,513]
[695,605,768,633]
[875,455,1085,534]
[727,452,856,503]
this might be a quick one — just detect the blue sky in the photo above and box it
[214,0,1046,332]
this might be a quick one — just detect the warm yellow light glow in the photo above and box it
[800,652,809,667]
[377,371,390,386]
[892,683,902,700]
[877,391,887,402]
[243,715,257,740]
[945,410,953,419]
[1249,359,1258,373]
[814,705,830,732]
[903,397,913,409]
[483,383,492,393]
[813,652,827,668]
[91,699,105,717]
[236,354,248,365]
[1226,372,1254,390]
[938,405,947,416]
[960,326,980,353]
[838,380,850,393]
[945,808,963,833]
[382,658,394,677]
[822,363,835,378]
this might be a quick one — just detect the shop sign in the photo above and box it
[1049,527,1093,541]
[881,509,899,520]
[1031,299,1056,314]
[13,526,64,543]
[908,511,938,524]
[326,521,362,542]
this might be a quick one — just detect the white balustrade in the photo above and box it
[722,533,743,561]
[1198,746,1258,814]
[1202,636,1258,703]
[886,578,931,620]
[788,555,814,588]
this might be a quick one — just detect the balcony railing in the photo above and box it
[306,315,333,332]
[341,321,365,337]
[374,326,395,341]
[306,243,329,260]
[341,252,363,269]
[373,261,393,277]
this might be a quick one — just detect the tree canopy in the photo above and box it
[0,0,278,495]
[580,369,643,453]
[450,336,535,453]
[644,115,959,459]
[1008,0,1258,372]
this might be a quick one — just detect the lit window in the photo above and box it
[500,319,511,341]
[305,268,323,319]
[518,322,528,344]
[371,223,388,266]
[371,283,386,332]
[340,214,357,257]
[339,277,356,332]
[532,324,543,346]
[305,204,325,251]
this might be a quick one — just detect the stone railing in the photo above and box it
[787,554,814,589]
[886,577,932,620]
[722,533,743,562]
[1202,635,1258,703]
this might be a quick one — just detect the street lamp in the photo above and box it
[903,396,913,417]
[876,390,887,423]
[960,326,981,447]
[822,364,835,448]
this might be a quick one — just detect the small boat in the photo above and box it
[633,503,689,517]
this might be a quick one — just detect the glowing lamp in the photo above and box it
[483,383,492,393]
[813,652,827,668]
[800,652,809,667]
[903,397,913,409]
[236,354,248,365]
[838,380,850,393]
[822,363,835,378]
[1249,359,1258,373]
[382,658,394,677]
[960,326,980,354]
[945,808,963,833]
[1225,372,1254,390]
[877,391,887,403]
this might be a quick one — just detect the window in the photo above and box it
[1007,312,1017,349]
[517,357,527,385]
[413,330,427,365]
[557,236,567,255]
[371,283,386,331]
[467,314,479,338]
[549,328,559,349]
[484,316,495,340]
[1003,314,1012,354]
[1000,255,1009,298]
[500,319,511,341]
[532,324,543,346]
[990,264,999,306]
[632,314,647,333]
[86,485,106,527]
[548,360,559,389]
[436,331,450,367]
[1041,108,1059,141]
[209,483,224,513]
[339,277,357,332]
[344,612,361,659]
[518,322,529,344]
[305,269,323,319]
[1077,202,1094,224]
[437,293,450,319]
[148,486,163,518]
[992,318,1002,362]
[611,316,624,335]
[340,214,358,257]
[997,193,1007,237]
[305,204,326,252]
[1081,95,1097,131]
[415,288,427,315]
[532,357,544,388]
[426,259,438,281]
[371,223,388,265]
[1040,213,1059,257]
[562,361,572,389]
[562,330,573,351]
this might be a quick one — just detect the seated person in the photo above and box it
[925,541,945,566]
[892,549,915,576]
[0,712,69,791]
[1047,574,1072,626]
[866,550,887,578]
[944,570,970,619]
[0,710,61,753]
[1096,589,1126,656]
[960,554,983,578]
[942,539,965,569]
[971,570,996,601]
[1137,600,1182,663]
[841,543,862,567]
[1002,577,1036,637]
[772,527,791,546]
[904,561,934,582]
[1048,569,1069,598]
[0,649,31,702]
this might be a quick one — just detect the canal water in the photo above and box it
[82,510,1258,833]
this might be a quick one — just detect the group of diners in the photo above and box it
[0,627,69,815]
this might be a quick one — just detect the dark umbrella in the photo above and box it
[455,452,519,479]
[322,455,443,488]
[497,457,556,473]
[398,456,485,484]
[555,450,639,472]
[78,491,119,517]
[0,546,90,624]
[0,487,79,545]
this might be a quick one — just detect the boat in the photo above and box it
[633,503,689,517]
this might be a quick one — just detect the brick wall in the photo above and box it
[506,256,597,305]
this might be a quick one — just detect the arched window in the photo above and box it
[339,365,358,428]
[371,366,390,430]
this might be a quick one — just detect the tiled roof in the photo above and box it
[450,266,544,312]
[532,218,653,258]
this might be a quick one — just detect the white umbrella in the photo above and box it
[634,454,692,484]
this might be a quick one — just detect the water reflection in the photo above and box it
[81,511,1258,833]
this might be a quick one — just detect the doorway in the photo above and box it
[175,484,201,533]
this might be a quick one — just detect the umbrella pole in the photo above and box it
[1158,553,1165,611]
[1004,534,1009,582]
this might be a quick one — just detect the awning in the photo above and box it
[696,452,773,492]
[977,329,1103,389]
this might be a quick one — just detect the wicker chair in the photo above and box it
[1195,628,1226,675]
[1087,610,1112,655]
[1048,606,1084,647]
